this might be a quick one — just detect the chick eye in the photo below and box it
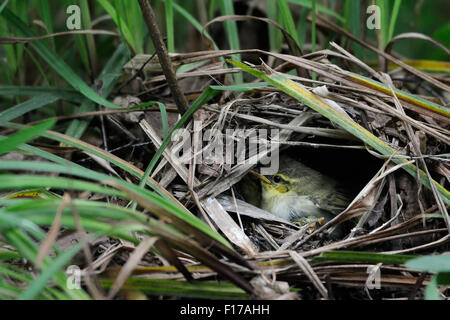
[273,175,282,183]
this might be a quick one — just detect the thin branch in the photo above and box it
[138,0,188,115]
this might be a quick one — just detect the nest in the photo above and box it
[114,39,450,298]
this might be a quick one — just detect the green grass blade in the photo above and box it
[376,0,389,47]
[97,0,137,53]
[63,101,94,139]
[0,95,59,126]
[405,254,450,273]
[0,16,16,83]
[101,277,248,299]
[296,5,309,50]
[266,0,281,51]
[0,250,22,260]
[210,82,269,92]
[0,0,9,14]
[388,0,402,42]
[0,119,55,156]
[80,0,98,73]
[277,0,300,49]
[2,201,149,243]
[1,7,120,109]
[0,174,126,198]
[37,0,55,50]
[0,86,84,103]
[311,0,316,70]
[23,41,52,86]
[424,275,441,300]
[10,0,27,85]
[288,0,345,23]
[127,0,144,53]
[315,250,417,264]
[218,0,242,83]
[0,210,47,238]
[0,160,120,188]
[155,101,168,139]
[171,2,219,50]
[61,0,89,73]
[347,72,450,117]
[349,0,362,58]
[165,0,174,52]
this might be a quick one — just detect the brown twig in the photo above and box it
[138,0,188,115]
[408,272,427,300]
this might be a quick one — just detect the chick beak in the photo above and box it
[249,171,271,184]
